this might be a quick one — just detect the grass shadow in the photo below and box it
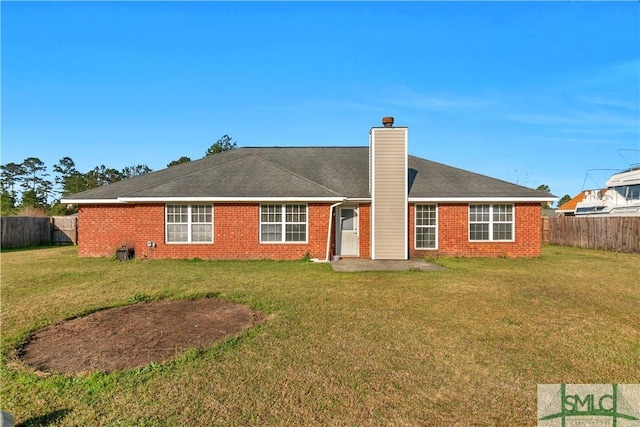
[16,409,71,427]
[0,245,71,253]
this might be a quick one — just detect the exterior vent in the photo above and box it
[382,117,394,127]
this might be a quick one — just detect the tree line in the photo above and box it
[0,135,237,216]
[535,184,570,210]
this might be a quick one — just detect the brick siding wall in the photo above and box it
[409,203,542,258]
[77,202,541,260]
[78,203,331,260]
[78,204,137,257]
[358,204,371,259]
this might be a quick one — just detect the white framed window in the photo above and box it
[166,204,213,243]
[260,204,307,243]
[415,204,437,249]
[469,204,514,241]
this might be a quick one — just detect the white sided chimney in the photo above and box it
[369,117,408,260]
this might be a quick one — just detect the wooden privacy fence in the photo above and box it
[543,216,640,253]
[1,216,77,249]
[51,216,78,245]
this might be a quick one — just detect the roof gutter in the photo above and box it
[62,196,346,204]
[60,198,126,204]
[408,196,557,203]
[324,200,346,262]
[64,196,556,205]
[118,196,346,203]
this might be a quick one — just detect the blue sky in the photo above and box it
[2,1,639,203]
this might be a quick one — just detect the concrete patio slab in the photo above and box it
[330,258,446,272]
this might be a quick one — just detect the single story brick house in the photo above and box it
[62,117,555,260]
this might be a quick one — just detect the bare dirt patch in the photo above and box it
[19,298,264,374]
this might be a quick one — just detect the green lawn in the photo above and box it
[1,245,639,426]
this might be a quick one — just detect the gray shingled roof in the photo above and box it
[407,156,550,198]
[62,147,551,201]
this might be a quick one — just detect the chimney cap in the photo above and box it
[382,117,394,127]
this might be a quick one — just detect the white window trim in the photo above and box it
[468,204,515,242]
[165,204,214,244]
[414,204,438,250]
[259,204,309,244]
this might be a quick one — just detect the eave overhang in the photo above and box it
[63,196,556,204]
[62,196,347,204]
[408,196,557,203]
[60,198,126,204]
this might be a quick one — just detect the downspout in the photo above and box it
[323,201,345,262]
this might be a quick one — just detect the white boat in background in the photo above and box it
[575,166,640,216]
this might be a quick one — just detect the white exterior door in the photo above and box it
[336,206,359,257]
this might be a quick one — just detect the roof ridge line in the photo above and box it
[252,155,345,198]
